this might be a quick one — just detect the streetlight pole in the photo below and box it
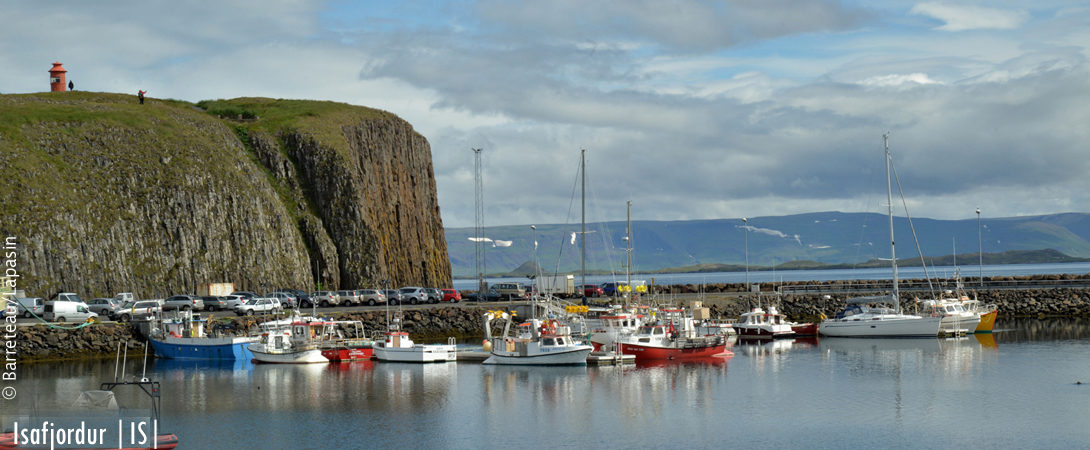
[743,218,749,289]
[981,207,989,287]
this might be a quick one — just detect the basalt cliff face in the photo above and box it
[0,93,450,298]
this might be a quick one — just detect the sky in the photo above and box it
[2,1,1089,229]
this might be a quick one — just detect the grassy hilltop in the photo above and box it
[0,92,449,298]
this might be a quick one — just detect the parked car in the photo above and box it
[111,300,163,322]
[309,291,342,307]
[13,297,45,318]
[600,282,628,297]
[86,298,123,316]
[582,285,605,298]
[52,292,85,303]
[223,295,248,311]
[234,298,282,316]
[382,289,403,306]
[268,292,297,309]
[336,290,361,306]
[356,289,386,306]
[163,294,204,311]
[398,287,430,305]
[465,289,503,302]
[441,289,461,303]
[44,300,98,323]
[275,289,311,308]
[491,283,526,300]
[229,291,259,301]
[422,288,442,304]
[201,296,229,312]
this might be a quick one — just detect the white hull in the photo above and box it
[939,315,981,334]
[819,315,942,338]
[373,344,457,363]
[248,346,329,364]
[484,346,592,365]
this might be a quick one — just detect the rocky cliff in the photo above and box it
[0,92,450,298]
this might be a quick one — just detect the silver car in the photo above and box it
[86,298,123,316]
[12,297,44,318]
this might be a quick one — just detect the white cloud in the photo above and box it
[859,73,943,87]
[911,3,1031,32]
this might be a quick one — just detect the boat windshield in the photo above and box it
[835,304,869,319]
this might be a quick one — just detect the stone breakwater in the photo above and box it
[15,323,149,363]
[16,307,493,362]
[656,279,1090,321]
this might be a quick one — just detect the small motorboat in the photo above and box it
[482,311,593,365]
[248,318,331,364]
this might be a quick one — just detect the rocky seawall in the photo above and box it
[15,323,149,363]
[0,93,450,298]
[13,307,488,362]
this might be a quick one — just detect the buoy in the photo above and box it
[482,340,493,352]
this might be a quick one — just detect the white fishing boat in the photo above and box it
[733,306,796,339]
[482,311,593,365]
[372,315,457,363]
[818,134,942,338]
[247,318,331,364]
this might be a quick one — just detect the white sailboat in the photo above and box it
[818,134,942,338]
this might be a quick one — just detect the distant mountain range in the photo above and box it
[445,212,1090,277]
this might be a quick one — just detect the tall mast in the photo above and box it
[626,200,632,308]
[581,149,586,297]
[884,133,899,313]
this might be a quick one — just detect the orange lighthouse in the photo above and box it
[49,62,67,92]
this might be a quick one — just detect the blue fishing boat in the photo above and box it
[148,311,258,360]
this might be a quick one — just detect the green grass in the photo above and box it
[195,97,400,160]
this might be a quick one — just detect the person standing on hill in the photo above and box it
[138,90,146,104]
[68,81,73,91]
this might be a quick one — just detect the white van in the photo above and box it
[44,301,98,323]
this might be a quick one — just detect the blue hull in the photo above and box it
[149,336,257,360]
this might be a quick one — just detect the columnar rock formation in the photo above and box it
[0,93,451,298]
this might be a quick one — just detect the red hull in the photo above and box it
[321,347,374,362]
[0,432,178,450]
[619,343,731,360]
[790,323,818,336]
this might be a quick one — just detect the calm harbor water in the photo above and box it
[455,262,1090,290]
[7,319,1090,449]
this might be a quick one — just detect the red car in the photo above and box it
[582,285,604,298]
[441,289,462,303]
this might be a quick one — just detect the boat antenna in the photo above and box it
[114,341,121,382]
[141,339,149,381]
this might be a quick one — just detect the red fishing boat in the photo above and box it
[617,312,731,360]
[318,320,375,362]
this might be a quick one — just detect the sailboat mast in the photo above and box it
[581,149,586,298]
[626,201,632,308]
[884,133,899,313]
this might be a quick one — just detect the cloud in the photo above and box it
[859,73,943,87]
[476,0,872,51]
[911,3,1031,32]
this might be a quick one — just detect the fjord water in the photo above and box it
[9,319,1090,449]
[456,262,1090,290]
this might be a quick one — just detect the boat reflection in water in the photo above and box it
[819,334,998,378]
